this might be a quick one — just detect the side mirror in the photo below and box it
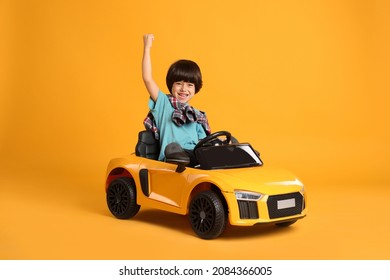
[175,161,189,173]
[166,158,190,173]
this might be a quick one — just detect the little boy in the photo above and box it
[142,34,210,166]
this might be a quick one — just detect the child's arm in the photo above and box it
[142,34,159,102]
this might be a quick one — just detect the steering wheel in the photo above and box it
[194,131,232,151]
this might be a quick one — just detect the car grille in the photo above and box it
[237,200,259,219]
[267,192,304,219]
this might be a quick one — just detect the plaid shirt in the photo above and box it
[144,95,211,140]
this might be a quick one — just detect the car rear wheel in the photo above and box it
[106,177,140,219]
[188,190,227,239]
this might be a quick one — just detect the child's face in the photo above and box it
[171,81,195,103]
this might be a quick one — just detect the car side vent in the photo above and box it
[237,201,259,219]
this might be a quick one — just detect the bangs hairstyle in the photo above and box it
[166,59,203,94]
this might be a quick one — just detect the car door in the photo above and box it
[138,160,189,209]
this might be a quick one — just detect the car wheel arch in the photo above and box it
[187,182,229,215]
[106,167,134,191]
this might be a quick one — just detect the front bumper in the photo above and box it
[226,191,307,226]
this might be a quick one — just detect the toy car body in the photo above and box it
[105,131,307,239]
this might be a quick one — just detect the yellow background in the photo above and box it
[1,0,389,259]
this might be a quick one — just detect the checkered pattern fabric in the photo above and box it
[143,94,211,140]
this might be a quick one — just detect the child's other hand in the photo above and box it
[143,34,154,49]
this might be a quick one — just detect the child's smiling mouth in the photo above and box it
[177,92,189,99]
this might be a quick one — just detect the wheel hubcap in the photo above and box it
[190,197,214,233]
[200,211,206,220]
[108,183,129,215]
[115,193,121,204]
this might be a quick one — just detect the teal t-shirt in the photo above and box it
[148,90,207,161]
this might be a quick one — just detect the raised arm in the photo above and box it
[142,34,159,102]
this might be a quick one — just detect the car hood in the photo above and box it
[198,166,304,194]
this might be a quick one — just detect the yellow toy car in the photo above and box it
[105,130,307,239]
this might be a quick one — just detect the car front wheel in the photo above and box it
[188,190,227,239]
[106,177,140,219]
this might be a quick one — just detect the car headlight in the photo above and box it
[300,184,305,194]
[235,191,263,201]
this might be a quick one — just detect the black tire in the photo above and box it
[275,220,297,227]
[188,190,227,239]
[106,177,140,219]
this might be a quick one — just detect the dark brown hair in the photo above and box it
[166,59,203,94]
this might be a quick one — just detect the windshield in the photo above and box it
[195,143,263,170]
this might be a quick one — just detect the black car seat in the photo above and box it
[135,130,160,160]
